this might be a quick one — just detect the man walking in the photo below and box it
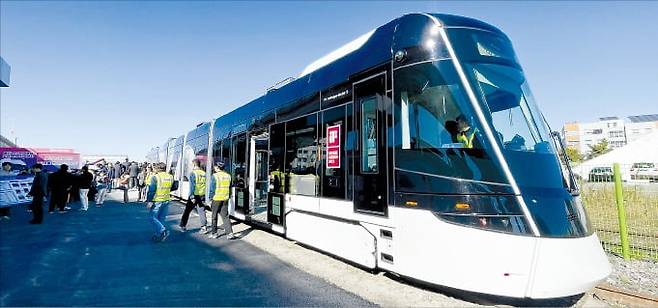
[28,163,48,224]
[78,166,93,211]
[208,161,237,240]
[146,162,173,242]
[48,164,71,213]
[95,172,109,206]
[179,159,209,233]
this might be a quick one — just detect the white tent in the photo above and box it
[573,131,658,181]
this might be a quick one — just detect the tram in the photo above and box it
[150,13,610,300]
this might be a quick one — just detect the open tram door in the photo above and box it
[247,131,269,221]
[248,130,285,232]
[232,133,249,218]
[353,73,388,216]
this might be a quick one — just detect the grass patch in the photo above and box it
[580,182,658,261]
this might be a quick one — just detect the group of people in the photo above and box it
[94,158,154,203]
[22,163,117,224]
[147,159,236,242]
[15,157,237,243]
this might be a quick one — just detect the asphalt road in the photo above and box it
[0,193,373,307]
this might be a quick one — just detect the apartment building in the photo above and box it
[562,114,658,154]
[626,114,658,143]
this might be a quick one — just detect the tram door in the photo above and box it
[232,133,248,215]
[353,74,388,216]
[248,132,270,222]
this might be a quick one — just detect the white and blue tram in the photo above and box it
[150,13,610,301]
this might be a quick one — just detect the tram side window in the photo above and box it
[361,97,378,173]
[321,105,346,199]
[221,138,232,174]
[212,139,222,166]
[232,134,247,188]
[285,114,319,196]
[393,61,500,182]
[195,136,209,171]
[171,148,181,178]
[269,122,286,193]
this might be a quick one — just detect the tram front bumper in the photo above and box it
[526,233,611,299]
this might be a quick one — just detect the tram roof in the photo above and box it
[185,122,211,141]
[210,13,505,139]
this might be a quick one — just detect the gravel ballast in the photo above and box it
[605,254,658,297]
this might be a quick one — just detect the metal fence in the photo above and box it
[573,162,658,261]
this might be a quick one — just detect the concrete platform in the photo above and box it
[0,191,372,306]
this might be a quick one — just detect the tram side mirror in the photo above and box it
[551,131,565,146]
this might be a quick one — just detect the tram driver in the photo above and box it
[454,115,479,149]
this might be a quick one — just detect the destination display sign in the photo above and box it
[321,83,351,109]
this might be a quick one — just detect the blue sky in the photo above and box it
[1,1,657,160]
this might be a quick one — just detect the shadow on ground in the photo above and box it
[0,194,372,307]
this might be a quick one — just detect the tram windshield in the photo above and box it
[471,63,565,189]
[448,28,590,237]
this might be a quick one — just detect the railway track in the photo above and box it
[593,283,658,307]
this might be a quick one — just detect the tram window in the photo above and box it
[472,64,552,153]
[321,105,346,199]
[212,139,222,166]
[232,134,247,188]
[393,61,504,183]
[285,114,318,196]
[221,138,231,174]
[184,136,209,173]
[171,148,183,178]
[195,136,208,171]
[170,151,179,177]
[361,97,378,173]
[270,122,286,193]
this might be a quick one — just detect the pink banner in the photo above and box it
[326,124,341,169]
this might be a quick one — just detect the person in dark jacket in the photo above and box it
[128,162,139,189]
[122,158,130,174]
[106,162,114,192]
[48,164,72,213]
[78,166,93,211]
[28,163,48,224]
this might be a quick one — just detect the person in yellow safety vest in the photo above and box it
[270,169,284,193]
[207,160,238,240]
[456,115,479,149]
[179,159,209,233]
[146,162,173,242]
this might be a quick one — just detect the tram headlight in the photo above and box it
[432,195,532,235]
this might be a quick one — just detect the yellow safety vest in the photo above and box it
[153,172,174,202]
[270,170,284,193]
[457,129,477,149]
[288,172,297,194]
[192,169,206,196]
[212,171,231,201]
[144,173,153,186]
